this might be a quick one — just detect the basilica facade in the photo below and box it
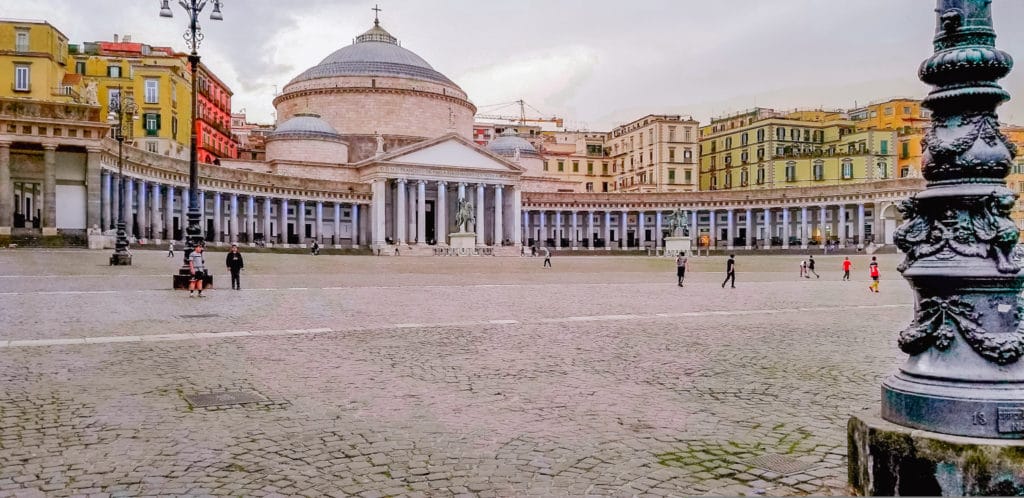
[0,20,920,253]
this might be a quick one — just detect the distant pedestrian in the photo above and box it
[676,254,689,287]
[167,242,175,258]
[842,257,852,281]
[311,240,320,256]
[800,259,807,278]
[721,254,736,288]
[531,245,537,257]
[807,255,820,279]
[188,245,207,297]
[869,256,880,293]
[542,247,551,268]
[226,244,244,290]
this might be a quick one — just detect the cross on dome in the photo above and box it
[372,4,382,26]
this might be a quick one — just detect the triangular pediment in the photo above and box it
[366,133,524,173]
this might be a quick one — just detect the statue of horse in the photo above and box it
[665,209,690,237]
[455,199,475,233]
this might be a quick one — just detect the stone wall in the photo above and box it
[344,134,425,163]
[266,137,349,164]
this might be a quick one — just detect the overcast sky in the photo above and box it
[11,0,1024,129]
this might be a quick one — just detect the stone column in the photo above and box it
[165,186,175,240]
[86,148,102,230]
[554,210,562,248]
[458,182,466,201]
[436,181,447,245]
[179,187,187,242]
[857,203,866,248]
[638,211,646,249]
[42,144,57,235]
[408,181,418,243]
[417,180,427,246]
[619,210,627,249]
[151,183,161,241]
[782,208,791,249]
[211,191,222,244]
[351,203,360,248]
[800,206,809,249]
[587,211,594,250]
[655,211,662,249]
[198,190,207,239]
[763,208,772,249]
[512,186,522,246]
[493,185,504,246]
[745,208,753,249]
[261,197,271,245]
[836,204,847,248]
[709,209,717,249]
[691,210,699,247]
[294,200,305,246]
[726,209,735,250]
[522,210,530,246]
[0,142,10,234]
[604,211,612,251]
[371,180,385,247]
[570,210,578,249]
[137,179,148,239]
[476,183,485,245]
[314,200,323,244]
[396,179,407,245]
[279,198,289,245]
[229,193,239,244]
[124,178,134,238]
[246,195,255,245]
[538,210,546,246]
[101,170,111,231]
[819,205,827,246]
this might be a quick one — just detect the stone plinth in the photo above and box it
[449,232,476,249]
[109,252,132,266]
[848,409,1024,496]
[664,236,691,256]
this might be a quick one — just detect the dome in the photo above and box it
[271,113,341,139]
[486,129,541,158]
[288,22,457,87]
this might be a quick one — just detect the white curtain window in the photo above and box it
[145,79,159,104]
[14,65,29,91]
[15,31,28,52]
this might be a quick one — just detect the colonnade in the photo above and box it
[371,178,522,247]
[522,203,882,250]
[99,170,367,247]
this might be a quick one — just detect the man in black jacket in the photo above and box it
[226,244,245,290]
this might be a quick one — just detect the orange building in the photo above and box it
[195,63,236,164]
[850,98,931,178]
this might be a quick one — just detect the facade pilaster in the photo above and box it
[42,144,57,235]
[0,142,10,234]
[85,147,102,229]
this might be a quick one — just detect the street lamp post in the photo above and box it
[107,86,137,266]
[160,0,223,289]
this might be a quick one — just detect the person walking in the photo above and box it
[869,256,880,293]
[188,244,207,297]
[542,246,552,268]
[676,253,689,287]
[807,255,820,279]
[800,259,807,278]
[226,243,244,290]
[842,257,852,281]
[721,254,736,288]
[311,240,320,256]
[167,242,175,258]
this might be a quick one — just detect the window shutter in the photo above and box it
[156,114,162,130]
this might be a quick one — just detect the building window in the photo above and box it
[75,61,86,75]
[776,127,785,140]
[668,126,676,142]
[144,113,160,136]
[684,170,692,183]
[724,155,732,166]
[710,156,716,168]
[884,107,894,116]
[572,161,579,173]
[903,106,912,115]
[877,161,889,179]
[107,65,122,78]
[668,169,676,184]
[724,173,732,189]
[725,137,732,149]
[740,150,749,163]
[880,140,889,155]
[785,162,796,182]
[741,133,748,146]
[740,168,749,187]
[171,116,178,139]
[683,149,692,162]
[757,148,765,161]
[602,162,608,175]
[13,64,30,92]
[813,160,824,181]
[757,129,765,143]
[543,161,549,171]
[842,160,854,179]
[144,79,159,104]
[756,165,765,184]
[557,161,564,172]
[587,162,593,175]
[146,141,158,153]
[901,141,910,159]
[585,182,594,192]
[710,175,718,190]
[900,166,910,178]
[791,129,799,141]
[668,147,675,162]
[684,128,692,142]
[15,30,29,52]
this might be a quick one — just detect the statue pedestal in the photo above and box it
[449,232,476,249]
[848,409,1024,496]
[664,237,691,256]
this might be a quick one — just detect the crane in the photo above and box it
[476,99,563,128]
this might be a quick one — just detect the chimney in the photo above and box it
[124,35,131,42]
[113,34,118,43]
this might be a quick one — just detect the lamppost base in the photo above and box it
[109,252,132,266]
[848,409,1024,496]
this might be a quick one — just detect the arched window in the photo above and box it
[813,160,825,181]
[785,161,797,182]
[740,168,749,186]
[756,165,766,184]
[842,159,854,179]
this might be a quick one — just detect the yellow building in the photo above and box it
[1000,125,1024,234]
[0,20,75,103]
[699,108,897,191]
[850,98,931,178]
[70,38,192,159]
[607,114,699,193]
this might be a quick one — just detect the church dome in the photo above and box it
[271,113,340,139]
[288,22,458,88]
[486,129,541,158]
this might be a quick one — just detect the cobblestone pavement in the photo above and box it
[0,249,912,496]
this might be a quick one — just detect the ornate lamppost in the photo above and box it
[107,86,137,266]
[849,1,1024,494]
[159,0,223,288]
